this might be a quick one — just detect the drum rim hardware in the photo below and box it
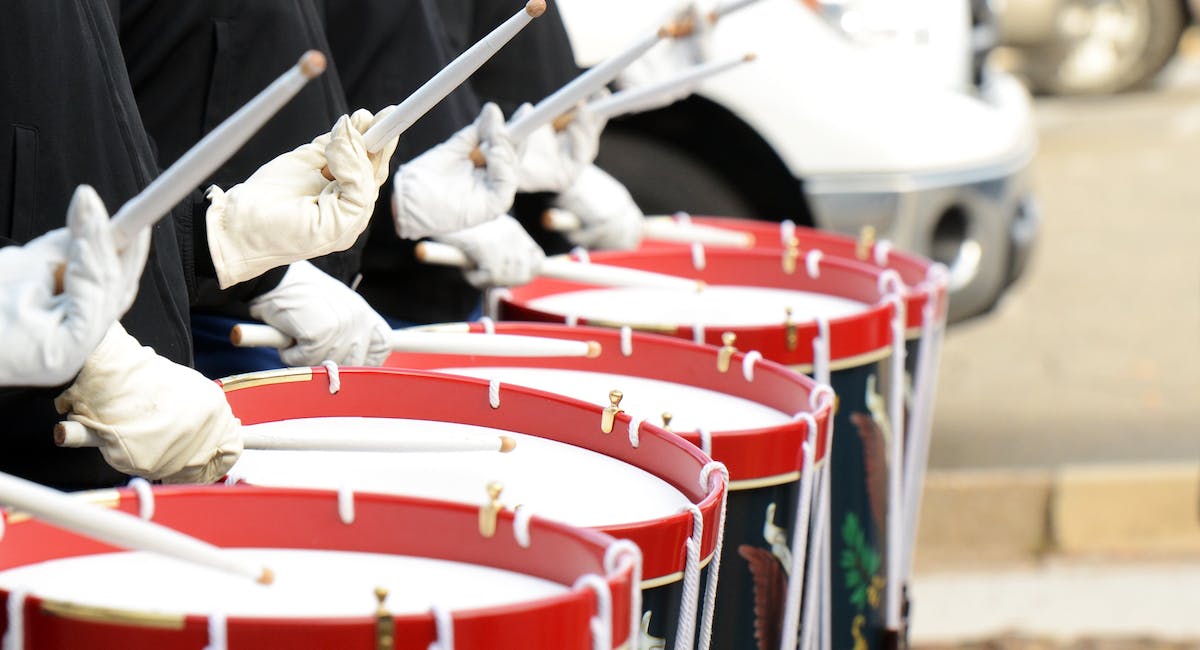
[601,390,624,434]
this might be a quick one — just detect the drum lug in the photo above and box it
[782,237,800,274]
[784,308,798,352]
[717,331,737,373]
[479,481,504,538]
[601,390,624,434]
[374,587,395,650]
[857,225,876,261]
[660,412,673,431]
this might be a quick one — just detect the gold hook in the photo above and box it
[479,481,503,538]
[856,226,876,261]
[661,412,673,431]
[717,331,737,373]
[374,587,395,650]
[601,389,624,434]
[785,307,798,352]
[782,236,800,274]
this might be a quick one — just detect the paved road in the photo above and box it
[929,53,1200,469]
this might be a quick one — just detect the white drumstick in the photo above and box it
[55,421,516,455]
[0,471,273,584]
[543,210,756,248]
[229,324,603,358]
[359,0,545,153]
[586,54,756,122]
[505,19,685,142]
[416,241,704,292]
[111,51,326,247]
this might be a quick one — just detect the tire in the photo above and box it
[1022,0,1187,95]
[595,129,760,218]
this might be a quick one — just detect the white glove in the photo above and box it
[434,215,545,289]
[206,108,400,289]
[554,164,645,250]
[392,102,518,240]
[248,261,391,367]
[514,99,605,194]
[54,323,241,484]
[0,185,150,387]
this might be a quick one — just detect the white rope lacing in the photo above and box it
[620,326,633,357]
[203,611,227,650]
[571,247,591,264]
[477,316,496,335]
[692,316,706,345]
[3,588,27,650]
[628,416,643,449]
[691,242,706,271]
[337,484,355,525]
[799,468,828,650]
[812,317,831,388]
[805,250,822,279]
[883,292,907,634]
[696,462,729,650]
[566,313,579,327]
[877,269,905,298]
[0,512,5,542]
[427,605,455,650]
[779,220,796,247]
[673,211,692,225]
[573,574,612,650]
[742,350,762,382]
[874,240,893,266]
[488,379,501,410]
[698,427,712,458]
[674,503,706,650]
[513,506,534,549]
[484,289,512,321]
[779,413,819,650]
[321,360,341,394]
[604,540,643,649]
[128,477,154,521]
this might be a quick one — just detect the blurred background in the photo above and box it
[913,19,1200,650]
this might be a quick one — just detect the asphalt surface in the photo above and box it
[929,52,1200,470]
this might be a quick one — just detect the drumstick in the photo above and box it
[55,421,517,455]
[542,210,756,248]
[586,53,756,122]
[54,52,326,291]
[229,325,603,358]
[318,0,545,179]
[416,240,705,292]
[0,471,273,585]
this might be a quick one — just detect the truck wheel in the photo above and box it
[1023,0,1186,95]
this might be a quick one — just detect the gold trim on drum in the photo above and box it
[220,367,314,392]
[728,471,803,492]
[787,344,893,374]
[6,489,121,525]
[39,599,185,630]
[581,318,680,334]
[640,550,716,590]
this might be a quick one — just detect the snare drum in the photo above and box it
[0,485,637,649]
[218,367,725,649]
[497,247,939,649]
[386,322,834,650]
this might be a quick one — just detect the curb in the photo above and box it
[913,462,1200,572]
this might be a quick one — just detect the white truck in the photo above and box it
[558,0,1039,322]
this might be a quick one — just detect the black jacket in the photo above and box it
[0,0,194,489]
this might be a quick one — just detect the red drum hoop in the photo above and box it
[0,485,636,649]
[500,248,909,369]
[217,366,723,586]
[387,322,832,488]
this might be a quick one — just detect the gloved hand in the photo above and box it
[434,214,545,288]
[0,185,150,387]
[392,102,517,240]
[205,108,400,289]
[248,261,391,367]
[54,323,241,484]
[513,99,605,194]
[554,164,645,250]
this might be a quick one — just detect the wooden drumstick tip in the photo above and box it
[53,264,67,294]
[744,52,757,62]
[52,422,69,447]
[524,0,546,17]
[661,18,696,39]
[585,341,602,358]
[299,50,327,80]
[499,436,517,453]
[229,325,246,346]
[468,146,487,168]
[257,567,275,585]
[320,165,335,181]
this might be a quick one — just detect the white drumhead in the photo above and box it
[0,548,564,617]
[525,286,867,327]
[231,418,692,527]
[440,367,791,432]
